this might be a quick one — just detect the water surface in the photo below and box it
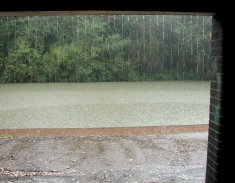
[0,81,210,129]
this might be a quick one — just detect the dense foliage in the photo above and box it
[0,15,212,83]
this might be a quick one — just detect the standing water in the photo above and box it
[0,81,210,129]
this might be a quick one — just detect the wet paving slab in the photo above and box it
[0,132,208,183]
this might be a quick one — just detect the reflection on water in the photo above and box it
[0,81,210,129]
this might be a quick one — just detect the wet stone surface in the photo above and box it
[0,132,208,183]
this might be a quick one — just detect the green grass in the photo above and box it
[0,134,22,138]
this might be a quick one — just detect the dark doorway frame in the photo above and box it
[0,7,233,182]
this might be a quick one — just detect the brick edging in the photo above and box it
[0,124,208,136]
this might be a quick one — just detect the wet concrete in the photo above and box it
[0,132,208,183]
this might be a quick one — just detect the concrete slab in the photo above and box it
[0,132,208,182]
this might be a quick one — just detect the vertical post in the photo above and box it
[206,13,235,182]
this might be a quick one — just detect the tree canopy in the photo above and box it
[0,15,212,83]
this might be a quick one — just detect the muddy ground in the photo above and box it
[0,132,208,183]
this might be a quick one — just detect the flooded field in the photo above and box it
[0,81,210,129]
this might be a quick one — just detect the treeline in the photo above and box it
[0,15,212,83]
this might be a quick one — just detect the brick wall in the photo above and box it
[206,13,235,182]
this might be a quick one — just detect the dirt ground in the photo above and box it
[0,132,208,183]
